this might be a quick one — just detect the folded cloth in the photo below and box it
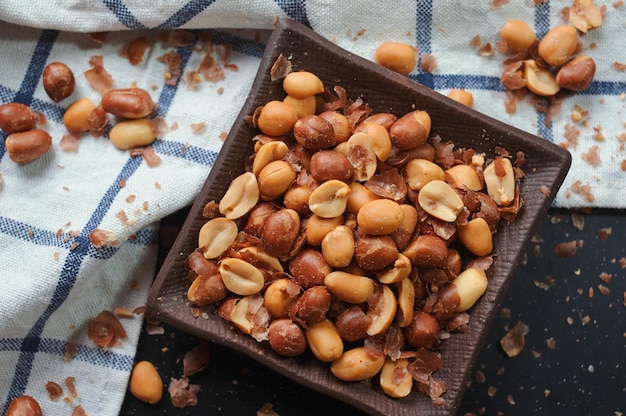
[0,1,625,414]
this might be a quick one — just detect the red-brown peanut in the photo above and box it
[0,103,36,134]
[5,129,52,164]
[42,61,75,102]
[101,87,156,119]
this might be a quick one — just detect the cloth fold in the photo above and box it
[1,1,625,414]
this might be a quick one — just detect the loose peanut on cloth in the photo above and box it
[6,395,42,416]
[185,67,524,402]
[129,360,163,404]
[42,61,75,102]
[0,102,37,134]
[5,129,52,164]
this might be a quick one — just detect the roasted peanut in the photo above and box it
[324,271,375,304]
[42,61,75,102]
[268,319,307,357]
[198,217,238,259]
[404,311,439,349]
[321,225,355,268]
[309,150,353,183]
[523,59,560,97]
[102,87,156,119]
[556,55,596,92]
[330,346,385,381]
[569,0,603,33]
[6,395,42,416]
[219,258,265,296]
[129,360,163,404]
[230,296,255,334]
[306,214,344,246]
[109,118,156,150]
[499,20,536,54]
[239,246,284,272]
[283,178,314,215]
[282,71,324,99]
[346,132,377,181]
[5,129,52,164]
[293,114,336,151]
[389,110,431,150]
[417,179,464,222]
[402,234,448,268]
[0,103,36,134]
[308,179,351,218]
[380,358,413,398]
[359,121,392,162]
[289,248,331,288]
[538,25,578,67]
[261,208,300,257]
[283,94,317,118]
[335,305,371,342]
[258,160,296,201]
[357,198,404,235]
[319,110,351,143]
[447,89,474,107]
[457,217,493,256]
[264,278,301,318]
[305,319,344,362]
[359,112,397,131]
[405,158,445,191]
[355,234,398,271]
[484,156,515,206]
[219,172,260,219]
[375,42,418,76]
[63,97,96,134]
[187,273,228,306]
[445,164,483,191]
[366,285,397,336]
[291,285,331,326]
[257,100,299,137]
[252,140,289,176]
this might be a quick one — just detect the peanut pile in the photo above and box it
[185,66,523,402]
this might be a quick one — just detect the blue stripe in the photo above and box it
[101,0,147,30]
[0,338,134,371]
[153,140,219,167]
[534,1,551,39]
[157,0,218,29]
[13,30,59,105]
[415,0,434,88]
[210,29,266,59]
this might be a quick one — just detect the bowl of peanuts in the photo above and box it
[148,18,571,416]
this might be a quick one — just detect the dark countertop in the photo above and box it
[121,208,625,415]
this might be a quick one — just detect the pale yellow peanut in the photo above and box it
[457,217,493,256]
[452,267,488,312]
[380,358,413,398]
[417,179,464,222]
[324,271,375,304]
[447,89,474,108]
[252,140,289,176]
[63,97,96,133]
[129,361,163,404]
[361,121,392,162]
[282,71,324,99]
[357,199,404,235]
[198,217,238,259]
[405,158,445,191]
[305,319,344,362]
[395,277,415,327]
[219,258,264,296]
[308,179,351,218]
[321,225,355,268]
[445,164,483,191]
[538,25,578,67]
[366,285,397,336]
[109,118,156,150]
[330,346,385,381]
[500,20,536,53]
[219,172,260,219]
[375,42,418,75]
[523,59,560,97]
[484,156,515,206]
[238,246,283,272]
[230,296,254,334]
[257,100,298,136]
[283,94,317,118]
[377,253,412,284]
[347,132,377,181]
[569,0,603,33]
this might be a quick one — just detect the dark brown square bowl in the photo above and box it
[147,18,571,416]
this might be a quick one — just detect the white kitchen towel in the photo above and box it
[0,1,625,415]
